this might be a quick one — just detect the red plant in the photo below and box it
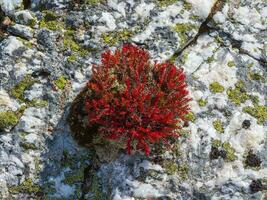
[85,44,191,156]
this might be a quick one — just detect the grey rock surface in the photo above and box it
[0,0,266,199]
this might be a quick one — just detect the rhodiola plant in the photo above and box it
[82,44,191,156]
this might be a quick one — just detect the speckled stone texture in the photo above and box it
[0,0,266,199]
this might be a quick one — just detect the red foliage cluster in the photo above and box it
[85,44,191,155]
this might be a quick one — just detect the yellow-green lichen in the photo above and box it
[27,99,48,108]
[212,139,222,148]
[209,82,225,93]
[227,61,235,67]
[157,0,178,7]
[222,142,237,162]
[101,29,132,46]
[67,55,77,63]
[198,98,207,107]
[249,72,265,82]
[227,80,249,105]
[183,2,192,10]
[184,112,195,122]
[21,142,37,150]
[163,160,188,180]
[9,178,40,194]
[213,119,224,133]
[85,0,103,5]
[11,74,36,102]
[206,56,214,63]
[28,18,37,28]
[173,23,196,46]
[243,105,267,124]
[0,110,19,131]
[54,76,68,90]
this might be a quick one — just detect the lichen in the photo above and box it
[20,142,37,150]
[184,112,195,122]
[198,98,207,107]
[157,0,177,7]
[8,178,40,194]
[227,61,235,67]
[212,139,222,148]
[222,142,237,162]
[227,80,249,105]
[85,0,103,5]
[67,55,77,63]
[243,105,267,124]
[101,29,132,46]
[209,82,224,93]
[213,119,224,133]
[206,56,214,64]
[173,23,196,45]
[249,72,265,82]
[183,2,192,10]
[164,160,178,175]
[54,76,68,90]
[27,99,48,107]
[0,110,19,131]
[11,74,36,102]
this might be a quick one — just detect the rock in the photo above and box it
[14,10,36,27]
[7,24,34,39]
[0,0,23,13]
[0,36,24,56]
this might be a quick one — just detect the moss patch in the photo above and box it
[9,178,40,194]
[227,80,249,105]
[213,119,224,133]
[88,174,110,200]
[0,110,19,131]
[54,76,68,90]
[11,74,36,102]
[63,168,84,184]
[40,11,63,31]
[243,105,267,124]
[209,82,224,93]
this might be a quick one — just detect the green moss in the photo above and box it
[43,10,57,21]
[173,23,196,45]
[177,164,189,180]
[213,119,224,133]
[184,112,195,122]
[157,0,177,7]
[0,110,19,131]
[54,76,68,90]
[222,142,237,162]
[9,178,40,194]
[209,82,225,93]
[17,37,34,48]
[249,95,260,106]
[63,32,90,57]
[212,139,222,148]
[34,157,41,175]
[40,19,64,31]
[198,98,207,107]
[11,74,36,102]
[227,80,249,105]
[227,61,235,67]
[243,105,267,124]
[63,168,84,184]
[101,29,132,46]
